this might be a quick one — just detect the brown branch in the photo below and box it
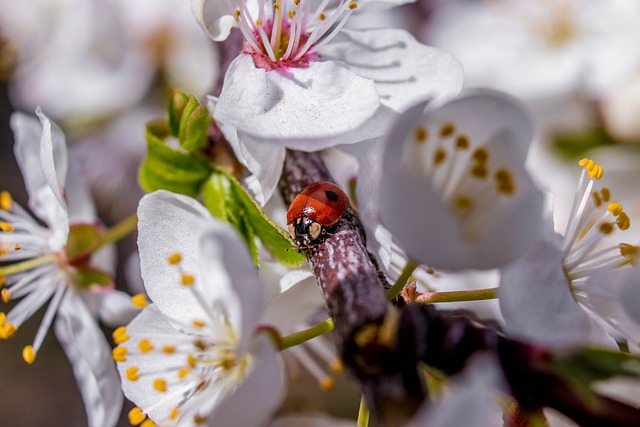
[279,149,424,426]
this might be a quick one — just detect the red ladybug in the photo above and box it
[287,181,349,251]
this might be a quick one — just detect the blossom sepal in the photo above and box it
[139,118,212,197]
[167,90,211,152]
[65,223,102,266]
[71,267,114,291]
[203,168,305,267]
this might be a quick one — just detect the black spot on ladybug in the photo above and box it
[325,190,339,202]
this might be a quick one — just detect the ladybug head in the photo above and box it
[288,216,324,251]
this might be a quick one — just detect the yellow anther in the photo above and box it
[181,274,195,286]
[13,243,20,251]
[616,212,631,230]
[234,8,240,20]
[451,195,475,216]
[112,347,128,362]
[0,222,14,232]
[192,319,205,329]
[141,419,158,427]
[167,252,182,265]
[472,147,489,163]
[0,312,5,327]
[592,192,602,207]
[470,164,488,179]
[169,407,180,421]
[578,158,592,168]
[162,345,176,354]
[439,122,455,137]
[194,414,209,425]
[318,12,326,20]
[330,359,343,374]
[294,0,300,4]
[319,377,335,391]
[455,135,470,149]
[128,407,146,426]
[433,148,447,166]
[495,169,516,195]
[187,354,198,368]
[607,202,623,216]
[601,188,610,202]
[112,326,130,344]
[288,9,295,18]
[178,367,190,379]
[256,19,262,26]
[588,165,604,180]
[620,243,639,258]
[0,244,8,256]
[414,126,428,143]
[131,293,148,309]
[22,345,36,364]
[153,378,167,392]
[579,158,604,180]
[139,338,154,353]
[1,323,16,339]
[348,1,358,9]
[598,222,614,234]
[126,366,140,381]
[2,288,11,303]
[0,275,6,287]
[0,191,12,211]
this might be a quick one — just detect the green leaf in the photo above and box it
[178,96,200,143]
[139,118,212,197]
[182,104,211,153]
[168,90,189,137]
[203,169,306,267]
[203,172,259,265]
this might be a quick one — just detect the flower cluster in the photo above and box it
[1,1,640,426]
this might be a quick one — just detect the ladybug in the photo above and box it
[287,181,349,251]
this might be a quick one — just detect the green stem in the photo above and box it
[415,287,498,304]
[386,260,418,300]
[0,254,57,276]
[279,318,334,350]
[357,395,370,427]
[97,214,138,249]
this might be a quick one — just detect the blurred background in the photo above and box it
[2,0,640,425]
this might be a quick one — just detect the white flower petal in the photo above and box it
[64,160,97,224]
[137,191,262,340]
[205,334,284,426]
[261,273,326,332]
[117,306,195,421]
[408,354,504,427]
[199,224,264,346]
[97,290,141,328]
[54,291,123,427]
[355,138,393,270]
[190,0,237,42]
[321,28,463,111]
[379,91,544,269]
[499,238,616,348]
[578,266,640,347]
[214,55,383,147]
[10,109,69,250]
[228,129,286,206]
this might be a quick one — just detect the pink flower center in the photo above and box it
[228,0,358,71]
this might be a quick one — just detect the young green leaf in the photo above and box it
[203,169,305,267]
[139,118,212,197]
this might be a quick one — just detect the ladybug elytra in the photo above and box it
[287,181,349,251]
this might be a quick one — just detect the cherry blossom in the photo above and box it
[0,108,136,427]
[193,0,463,203]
